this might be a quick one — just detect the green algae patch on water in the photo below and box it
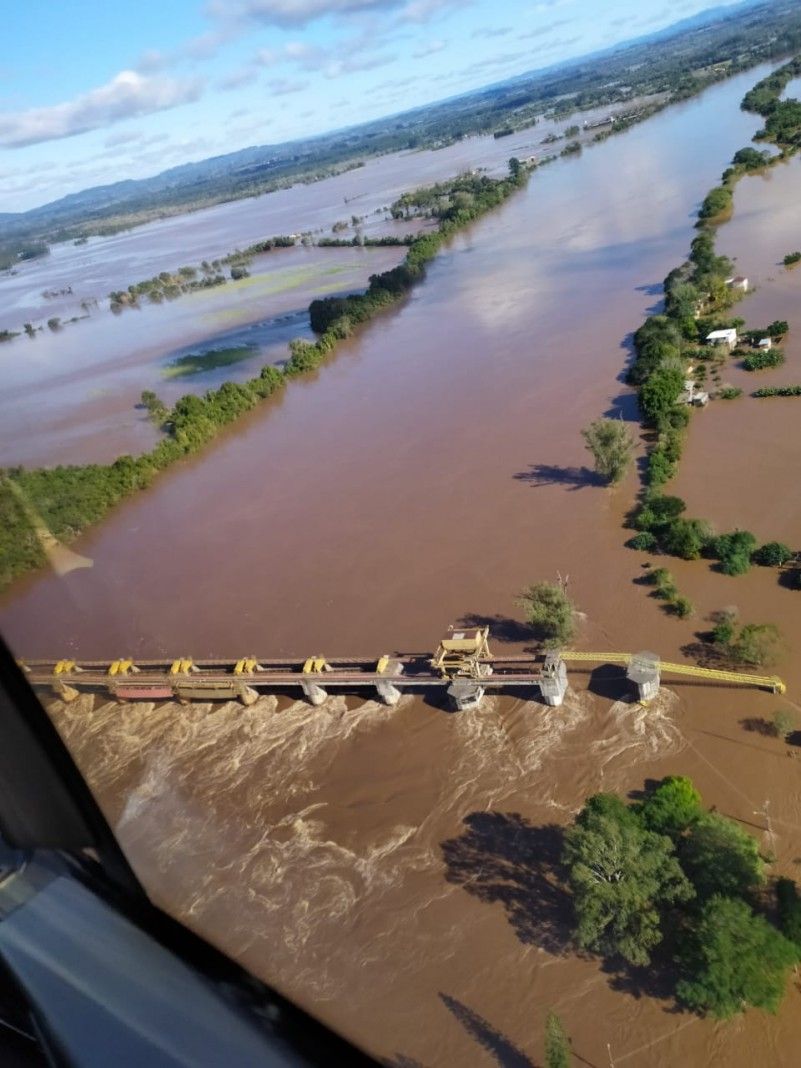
[162,344,257,379]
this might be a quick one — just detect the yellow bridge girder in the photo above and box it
[659,660,785,695]
[559,651,785,694]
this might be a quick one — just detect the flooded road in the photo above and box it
[5,64,801,1067]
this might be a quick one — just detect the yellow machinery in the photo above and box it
[431,627,492,680]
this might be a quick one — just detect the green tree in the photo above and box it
[730,622,783,667]
[639,776,702,838]
[517,582,574,647]
[710,607,737,645]
[776,878,801,950]
[563,794,693,965]
[544,1011,571,1068]
[752,542,793,567]
[713,530,757,576]
[732,146,769,170]
[639,368,685,429]
[662,518,712,560]
[678,812,763,901]
[626,531,657,551]
[581,418,634,483]
[698,185,733,220]
[676,895,798,1018]
[773,709,796,740]
[767,320,789,337]
[140,390,168,426]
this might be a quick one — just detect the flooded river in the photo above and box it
[5,65,801,1066]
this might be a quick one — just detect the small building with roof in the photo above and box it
[706,328,738,349]
[725,275,749,292]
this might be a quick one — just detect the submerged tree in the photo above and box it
[678,812,763,901]
[676,895,798,1018]
[581,418,634,484]
[544,1011,571,1068]
[517,581,574,647]
[562,794,693,965]
[638,776,702,839]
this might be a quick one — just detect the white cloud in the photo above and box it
[520,18,572,39]
[207,0,400,27]
[324,52,395,77]
[218,69,256,90]
[473,25,511,38]
[412,39,446,57]
[0,70,203,148]
[399,0,463,22]
[104,128,145,147]
[267,77,310,94]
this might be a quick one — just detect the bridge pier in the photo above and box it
[627,651,661,703]
[301,681,328,706]
[53,682,80,703]
[375,658,404,706]
[447,680,486,711]
[539,652,568,707]
[376,680,402,706]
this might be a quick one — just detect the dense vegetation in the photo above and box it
[308,169,527,338]
[753,384,801,397]
[0,166,529,591]
[706,607,784,667]
[621,63,801,593]
[162,345,257,380]
[3,0,801,264]
[581,418,634,483]
[107,236,296,308]
[642,567,693,618]
[517,581,575,647]
[564,779,800,1018]
[742,347,785,370]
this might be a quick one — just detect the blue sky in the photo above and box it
[1,0,741,212]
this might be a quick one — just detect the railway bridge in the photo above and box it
[20,628,786,711]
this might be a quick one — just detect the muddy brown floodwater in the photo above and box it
[0,244,408,467]
[5,65,801,1066]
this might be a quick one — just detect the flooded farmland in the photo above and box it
[0,244,407,466]
[5,64,801,1067]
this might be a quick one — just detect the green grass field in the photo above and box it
[162,344,256,379]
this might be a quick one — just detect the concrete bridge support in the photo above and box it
[447,680,486,711]
[376,680,402,706]
[375,659,404,706]
[539,652,568,707]
[301,681,329,706]
[627,651,661,703]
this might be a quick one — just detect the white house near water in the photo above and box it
[706,328,738,348]
[725,276,749,292]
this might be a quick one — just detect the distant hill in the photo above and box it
[1,0,799,256]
